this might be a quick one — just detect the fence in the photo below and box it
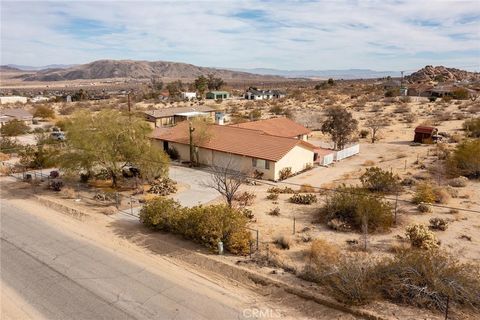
[334,143,360,161]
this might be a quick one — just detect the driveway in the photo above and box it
[169,165,220,207]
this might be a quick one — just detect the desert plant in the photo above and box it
[433,187,450,204]
[417,203,432,213]
[268,207,281,216]
[359,129,369,138]
[267,186,295,194]
[360,167,400,193]
[0,137,22,154]
[320,186,393,232]
[405,224,439,250]
[412,182,436,204]
[321,106,358,150]
[279,167,292,180]
[266,193,279,200]
[376,250,480,312]
[0,120,29,136]
[463,118,480,138]
[448,176,468,187]
[274,234,292,250]
[234,191,256,207]
[429,217,448,231]
[446,139,480,179]
[289,193,317,205]
[48,179,63,192]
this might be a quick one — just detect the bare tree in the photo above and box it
[365,116,389,143]
[203,157,248,207]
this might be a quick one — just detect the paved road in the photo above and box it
[0,199,254,320]
[169,165,220,207]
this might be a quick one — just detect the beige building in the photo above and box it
[151,122,315,181]
[144,106,219,128]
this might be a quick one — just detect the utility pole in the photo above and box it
[189,121,195,167]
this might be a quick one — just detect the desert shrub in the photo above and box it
[268,207,280,216]
[433,187,450,204]
[274,234,292,250]
[299,183,315,193]
[93,191,116,202]
[393,104,410,113]
[0,120,29,136]
[269,104,284,115]
[463,118,480,138]
[48,179,63,191]
[166,147,179,160]
[34,105,55,119]
[279,167,292,180]
[266,193,279,200]
[401,177,416,186]
[320,186,393,232]
[362,160,375,166]
[139,198,250,254]
[429,217,448,231]
[253,169,264,179]
[376,250,480,312]
[404,112,417,123]
[267,186,295,194]
[0,137,22,154]
[452,88,470,100]
[148,177,177,196]
[412,182,436,204]
[446,139,480,179]
[417,203,432,213]
[359,129,369,138]
[360,167,400,193]
[234,191,256,207]
[323,254,378,305]
[448,176,468,187]
[405,224,439,250]
[289,193,317,204]
[242,208,254,219]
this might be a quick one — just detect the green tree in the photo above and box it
[194,75,208,97]
[321,106,358,150]
[360,167,400,193]
[59,110,169,187]
[19,133,58,169]
[207,74,225,90]
[166,80,183,98]
[446,139,480,179]
[0,119,29,136]
[33,105,55,119]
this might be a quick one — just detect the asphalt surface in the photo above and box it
[0,199,252,320]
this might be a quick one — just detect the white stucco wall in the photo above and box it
[273,145,314,180]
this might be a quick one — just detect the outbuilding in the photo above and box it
[206,91,229,100]
[414,126,438,143]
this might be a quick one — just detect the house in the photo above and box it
[414,126,438,143]
[230,117,311,140]
[206,91,229,100]
[0,108,33,126]
[0,96,28,104]
[244,87,286,100]
[144,106,219,128]
[151,122,315,181]
[181,92,197,100]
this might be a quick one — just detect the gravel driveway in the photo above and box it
[169,165,220,207]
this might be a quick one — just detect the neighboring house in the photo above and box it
[230,117,311,140]
[0,108,33,126]
[151,122,315,181]
[0,96,28,105]
[206,91,229,100]
[244,87,286,100]
[181,92,197,100]
[144,106,219,128]
[414,126,438,143]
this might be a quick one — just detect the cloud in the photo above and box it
[1,0,479,71]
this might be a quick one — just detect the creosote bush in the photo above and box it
[267,186,295,194]
[412,182,436,204]
[446,139,480,179]
[140,198,251,254]
[320,186,393,232]
[266,193,279,200]
[360,167,400,193]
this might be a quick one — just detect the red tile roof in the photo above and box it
[151,122,315,162]
[230,117,310,138]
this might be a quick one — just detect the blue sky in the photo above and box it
[1,1,479,71]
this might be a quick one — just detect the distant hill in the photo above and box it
[407,65,480,83]
[229,68,400,79]
[4,64,75,71]
[21,60,285,82]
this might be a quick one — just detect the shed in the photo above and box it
[414,126,437,143]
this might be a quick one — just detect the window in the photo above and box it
[253,158,269,169]
[252,158,257,167]
[265,160,270,169]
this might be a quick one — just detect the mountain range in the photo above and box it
[228,68,401,79]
